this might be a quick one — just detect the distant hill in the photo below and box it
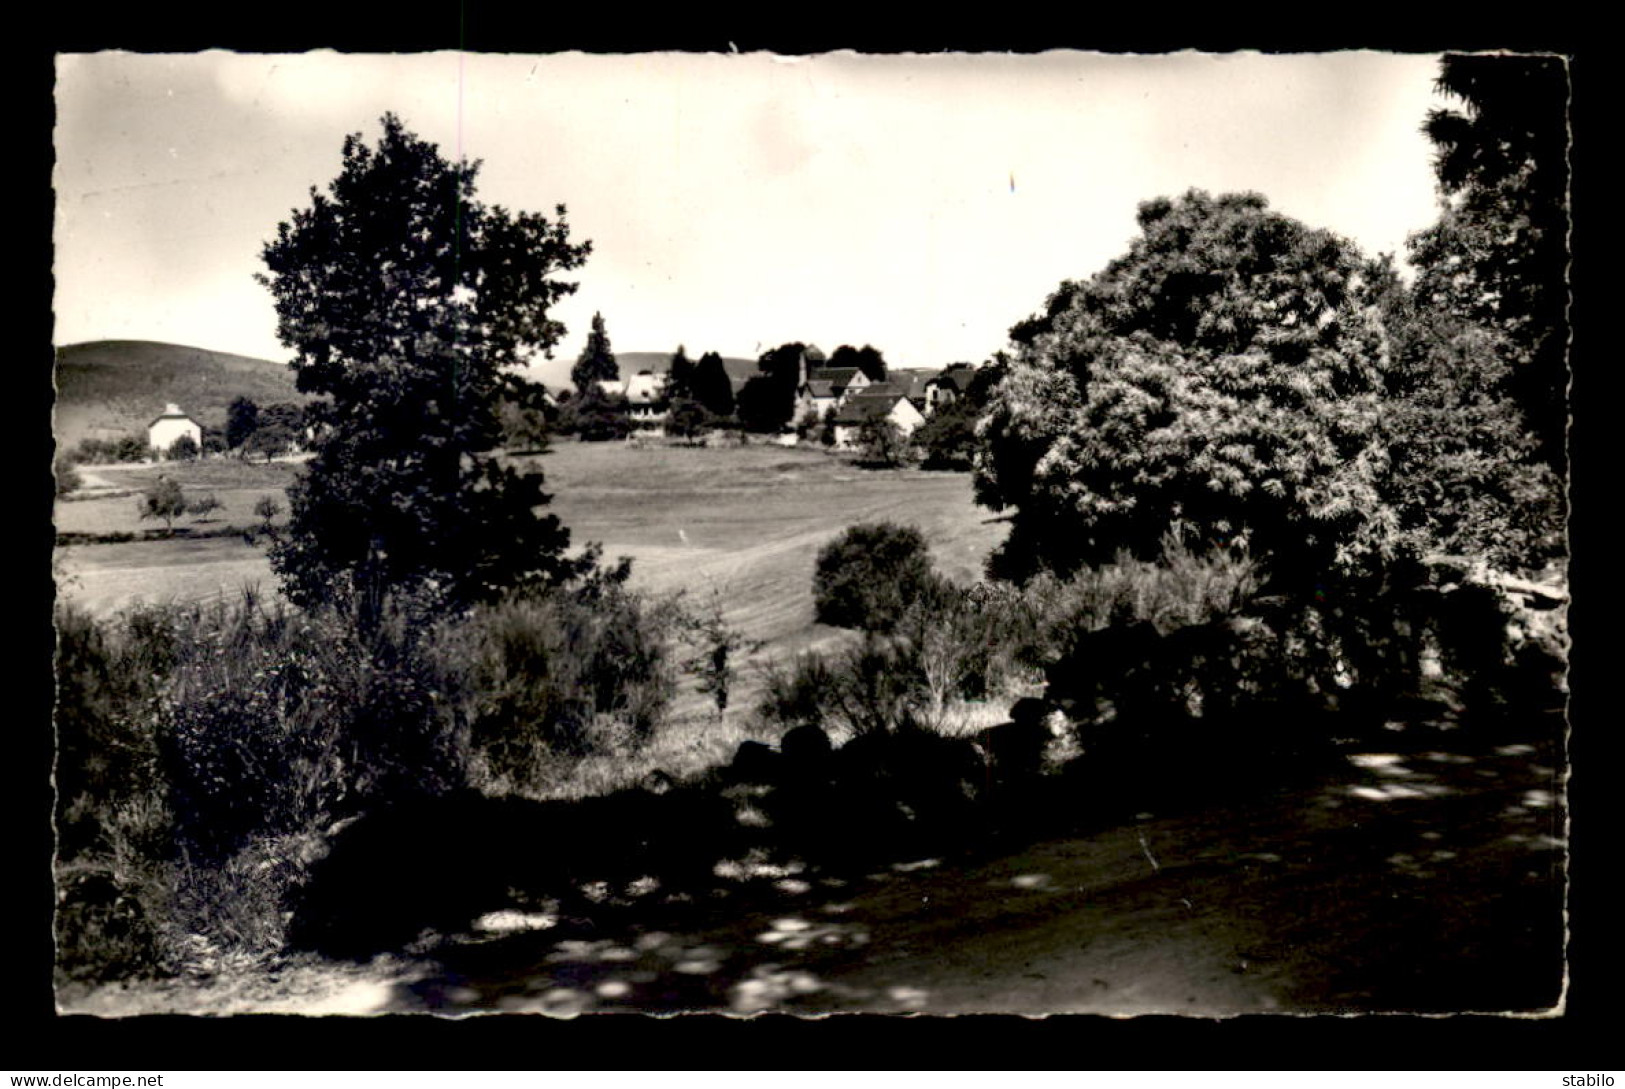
[53,340,304,448]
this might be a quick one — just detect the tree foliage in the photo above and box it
[226,396,260,453]
[736,374,791,433]
[1374,261,1564,571]
[256,113,591,625]
[666,345,695,402]
[244,402,304,461]
[828,344,888,383]
[494,383,553,454]
[855,414,913,468]
[136,477,187,534]
[977,190,1394,585]
[691,351,736,419]
[1407,54,1569,471]
[915,395,981,471]
[665,396,711,443]
[571,311,619,394]
[166,433,200,461]
[558,385,631,442]
[738,343,807,432]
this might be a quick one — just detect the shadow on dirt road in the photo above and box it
[383,715,1564,1017]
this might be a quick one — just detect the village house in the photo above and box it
[794,365,871,423]
[830,384,927,449]
[147,403,203,458]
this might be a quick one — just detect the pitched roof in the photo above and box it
[887,369,939,403]
[147,403,199,429]
[806,366,862,390]
[801,379,839,399]
[832,387,910,425]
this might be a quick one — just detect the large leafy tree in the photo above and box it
[258,113,591,626]
[977,190,1394,585]
[1407,53,1569,472]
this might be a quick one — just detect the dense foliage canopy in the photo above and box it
[977,190,1394,584]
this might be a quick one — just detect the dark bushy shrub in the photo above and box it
[915,397,981,471]
[65,434,148,465]
[430,565,684,789]
[813,521,942,634]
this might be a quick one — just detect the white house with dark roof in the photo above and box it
[147,403,202,458]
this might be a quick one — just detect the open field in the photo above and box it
[54,441,1014,748]
[54,459,300,539]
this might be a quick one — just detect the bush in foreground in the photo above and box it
[813,521,943,634]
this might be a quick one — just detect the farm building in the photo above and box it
[830,385,927,449]
[147,403,202,458]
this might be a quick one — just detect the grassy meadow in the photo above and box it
[54,441,1015,785]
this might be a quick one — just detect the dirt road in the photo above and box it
[379,719,1565,1018]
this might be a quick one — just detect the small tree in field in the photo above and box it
[254,495,282,534]
[813,522,941,634]
[856,415,912,468]
[137,478,187,535]
[681,590,761,721]
[257,113,591,628]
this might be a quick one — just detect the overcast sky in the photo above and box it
[54,50,1449,387]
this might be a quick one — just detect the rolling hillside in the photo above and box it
[53,340,303,448]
